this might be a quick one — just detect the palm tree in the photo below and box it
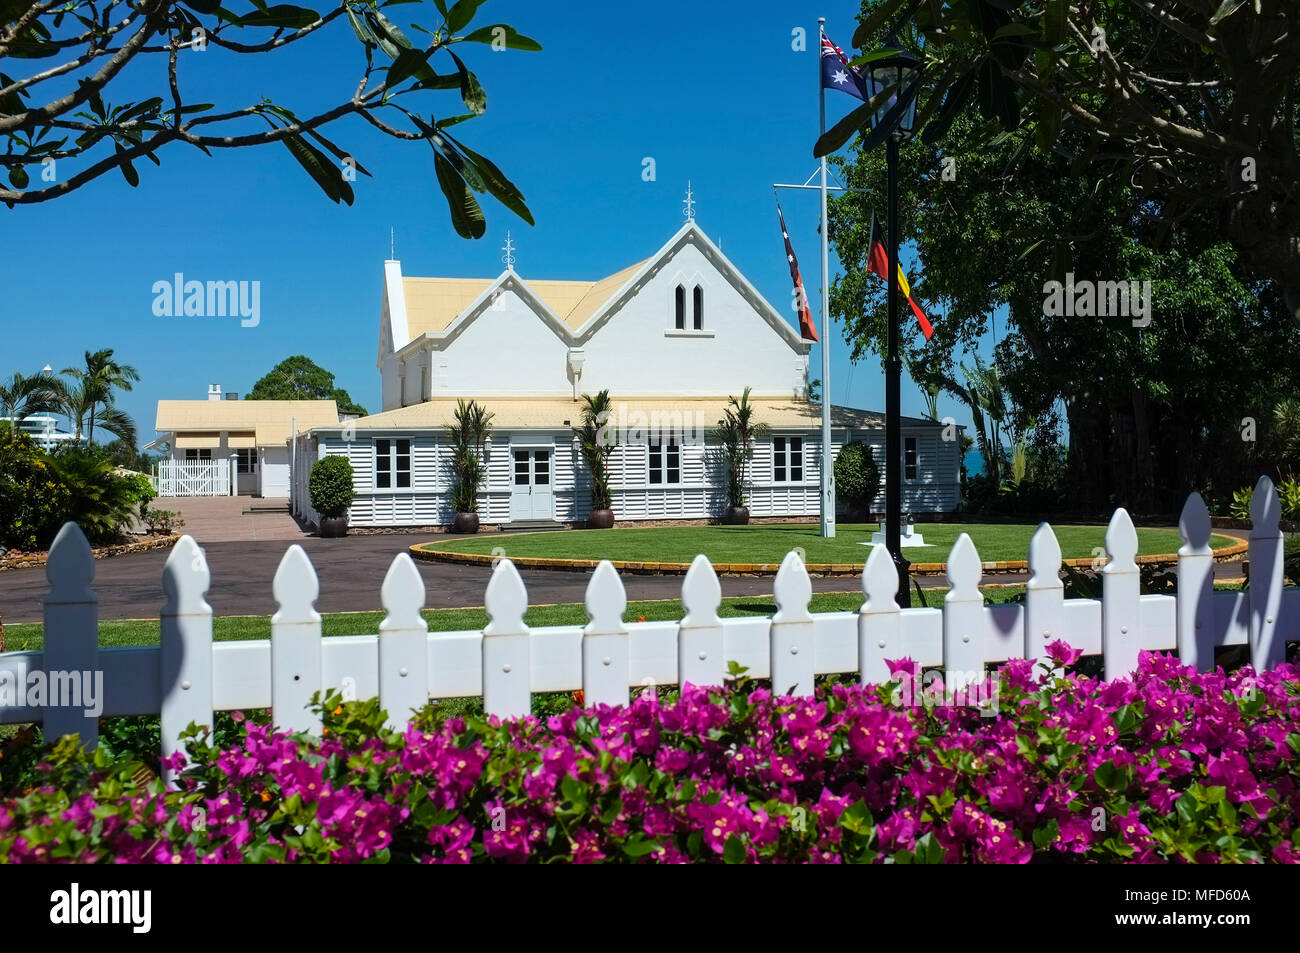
[445,398,494,514]
[575,390,616,512]
[710,386,770,509]
[62,349,139,443]
[52,377,94,442]
[0,371,59,444]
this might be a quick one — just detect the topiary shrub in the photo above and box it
[309,455,355,518]
[834,440,880,517]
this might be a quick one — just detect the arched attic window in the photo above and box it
[674,284,685,330]
[693,285,704,330]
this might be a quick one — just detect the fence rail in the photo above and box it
[154,459,232,497]
[1,477,1294,783]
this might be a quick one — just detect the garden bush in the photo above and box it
[49,450,142,544]
[309,455,355,518]
[0,434,69,550]
[2,647,1297,864]
[833,441,879,516]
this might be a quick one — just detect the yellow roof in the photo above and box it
[156,400,340,446]
[402,259,648,337]
[333,398,924,432]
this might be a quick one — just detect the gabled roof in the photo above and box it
[403,259,648,337]
[156,400,340,446]
[390,222,810,354]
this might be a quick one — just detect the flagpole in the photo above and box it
[817,16,835,539]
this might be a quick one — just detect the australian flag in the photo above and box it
[821,31,869,101]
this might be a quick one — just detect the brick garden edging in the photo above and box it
[0,534,181,573]
[410,532,1249,578]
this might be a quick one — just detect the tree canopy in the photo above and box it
[817,1,1300,321]
[1,0,538,237]
[247,355,367,415]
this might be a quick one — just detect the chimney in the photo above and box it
[224,392,238,400]
[207,384,222,401]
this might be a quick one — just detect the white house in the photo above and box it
[292,221,960,528]
[152,386,340,497]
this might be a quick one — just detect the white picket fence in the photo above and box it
[154,458,232,497]
[1,477,1294,783]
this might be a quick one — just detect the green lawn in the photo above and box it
[1,587,1034,652]
[417,522,1239,565]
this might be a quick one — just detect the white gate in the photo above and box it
[155,459,232,496]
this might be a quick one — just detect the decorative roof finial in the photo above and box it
[683,181,696,223]
[501,231,516,270]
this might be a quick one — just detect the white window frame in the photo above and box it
[772,435,806,484]
[374,437,413,491]
[904,436,918,482]
[647,437,681,485]
[184,448,212,462]
[236,448,257,473]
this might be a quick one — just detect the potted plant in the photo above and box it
[309,455,354,538]
[446,398,493,533]
[575,389,616,528]
[712,386,768,525]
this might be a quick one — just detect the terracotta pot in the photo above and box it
[587,509,615,529]
[319,515,348,538]
[452,512,480,534]
[724,505,750,525]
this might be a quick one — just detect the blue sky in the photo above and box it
[3,0,987,447]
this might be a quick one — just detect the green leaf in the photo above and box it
[851,0,908,48]
[460,24,542,51]
[238,5,320,28]
[441,132,531,223]
[913,831,945,863]
[114,144,139,187]
[182,0,223,14]
[813,100,875,158]
[1042,0,1066,47]
[387,48,437,88]
[1209,0,1247,27]
[346,7,375,46]
[447,50,486,115]
[722,834,747,863]
[8,166,29,189]
[1032,818,1059,848]
[622,836,660,858]
[921,69,975,146]
[445,0,482,34]
[303,129,372,177]
[281,133,352,204]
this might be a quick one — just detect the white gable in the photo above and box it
[379,223,812,408]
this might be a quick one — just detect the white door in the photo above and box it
[509,447,554,521]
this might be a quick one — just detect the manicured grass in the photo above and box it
[417,522,1239,565]
[0,587,1032,651]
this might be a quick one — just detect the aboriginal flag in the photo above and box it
[867,211,934,340]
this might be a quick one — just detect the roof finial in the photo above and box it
[501,231,516,270]
[683,181,696,223]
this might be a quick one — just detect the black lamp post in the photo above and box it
[865,48,921,607]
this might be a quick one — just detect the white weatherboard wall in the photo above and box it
[8,477,1293,778]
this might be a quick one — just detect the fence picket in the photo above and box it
[4,480,1294,766]
[1024,523,1064,677]
[1177,492,1215,670]
[858,544,900,685]
[771,550,814,696]
[42,522,99,749]
[678,554,724,688]
[160,535,212,782]
[943,534,985,690]
[378,553,430,730]
[271,545,323,734]
[582,560,629,706]
[1248,476,1286,671]
[1102,508,1142,679]
[482,558,531,718]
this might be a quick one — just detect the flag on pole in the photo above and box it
[777,197,818,342]
[821,30,869,101]
[867,211,934,340]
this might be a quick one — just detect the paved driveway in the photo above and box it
[0,531,1248,625]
